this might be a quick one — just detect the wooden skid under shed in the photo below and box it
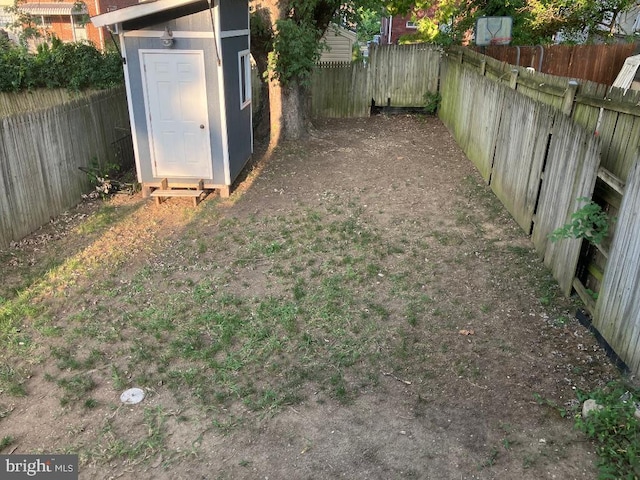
[146,179,215,207]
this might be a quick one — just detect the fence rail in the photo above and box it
[0,87,130,248]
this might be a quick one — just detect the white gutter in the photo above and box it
[94,0,104,49]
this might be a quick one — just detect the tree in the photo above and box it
[527,0,640,42]
[250,1,338,146]
[395,0,640,46]
[250,0,387,146]
[355,6,382,43]
[410,0,639,45]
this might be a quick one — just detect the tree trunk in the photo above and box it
[250,0,332,146]
[269,78,308,146]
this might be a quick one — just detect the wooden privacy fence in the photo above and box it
[594,160,640,373]
[439,55,640,374]
[0,87,130,248]
[473,43,637,86]
[309,44,441,118]
[450,46,640,184]
[0,89,100,117]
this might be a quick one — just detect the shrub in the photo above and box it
[576,382,640,479]
[0,37,123,92]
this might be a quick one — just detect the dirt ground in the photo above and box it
[0,115,622,479]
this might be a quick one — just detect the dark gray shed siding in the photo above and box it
[123,32,225,184]
[220,0,248,31]
[222,35,251,182]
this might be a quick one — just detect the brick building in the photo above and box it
[9,0,138,49]
[380,7,436,45]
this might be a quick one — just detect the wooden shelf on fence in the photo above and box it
[597,167,625,196]
[573,278,597,314]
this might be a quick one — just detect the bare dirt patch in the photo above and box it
[0,116,620,479]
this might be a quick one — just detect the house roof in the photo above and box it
[20,2,88,16]
[91,0,203,27]
[326,24,357,42]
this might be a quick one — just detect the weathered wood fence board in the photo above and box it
[369,44,440,107]
[594,158,640,373]
[451,46,640,184]
[596,88,640,182]
[440,49,640,375]
[310,62,369,118]
[572,81,609,134]
[0,88,129,248]
[490,90,554,232]
[0,89,98,117]
[439,60,504,181]
[531,115,601,295]
[515,69,566,111]
[310,45,442,118]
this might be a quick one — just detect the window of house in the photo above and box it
[40,16,55,27]
[406,21,417,29]
[238,49,251,109]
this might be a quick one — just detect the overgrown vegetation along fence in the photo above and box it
[309,44,441,117]
[439,51,640,374]
[0,87,130,248]
[474,43,637,86]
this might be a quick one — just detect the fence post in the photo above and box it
[562,80,579,116]
[509,68,519,89]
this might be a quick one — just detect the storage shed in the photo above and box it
[91,0,252,203]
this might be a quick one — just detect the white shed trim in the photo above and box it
[91,0,202,27]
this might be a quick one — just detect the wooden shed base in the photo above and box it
[143,179,231,206]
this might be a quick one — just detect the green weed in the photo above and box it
[575,382,640,479]
[57,374,96,407]
[0,436,14,451]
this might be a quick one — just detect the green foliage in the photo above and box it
[423,91,440,114]
[576,382,640,479]
[80,159,137,198]
[0,37,123,92]
[549,198,612,246]
[355,6,382,43]
[0,436,14,450]
[268,18,323,86]
[388,0,640,46]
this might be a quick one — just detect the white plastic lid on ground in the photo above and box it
[120,387,145,405]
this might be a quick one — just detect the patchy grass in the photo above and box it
[0,118,621,478]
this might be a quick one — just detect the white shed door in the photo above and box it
[141,51,212,179]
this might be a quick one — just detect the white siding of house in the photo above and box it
[320,25,356,63]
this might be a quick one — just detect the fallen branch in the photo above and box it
[382,371,412,385]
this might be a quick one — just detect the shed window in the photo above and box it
[239,49,251,109]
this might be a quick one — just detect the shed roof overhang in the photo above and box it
[20,3,88,16]
[90,0,206,28]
